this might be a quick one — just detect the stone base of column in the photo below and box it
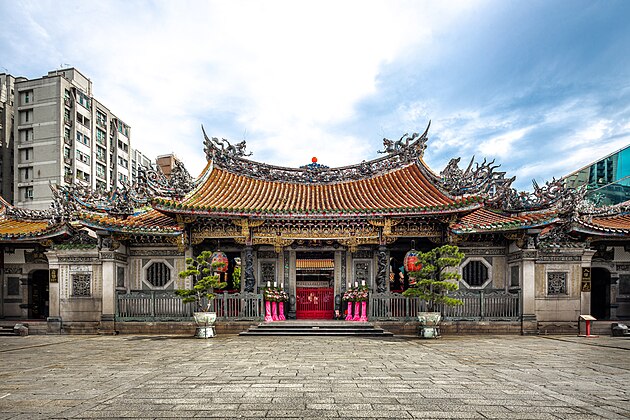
[99,314,116,335]
[521,314,538,335]
[47,317,62,334]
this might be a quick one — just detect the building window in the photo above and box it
[76,150,90,165]
[7,277,20,296]
[619,275,630,295]
[117,266,125,288]
[20,129,33,142]
[77,91,91,109]
[96,128,106,145]
[96,146,106,163]
[96,163,106,179]
[23,167,30,181]
[20,110,33,123]
[21,90,32,104]
[76,169,90,183]
[24,187,33,199]
[510,265,520,288]
[547,272,568,295]
[462,260,490,287]
[146,262,171,288]
[23,148,31,161]
[71,273,91,297]
[96,110,107,129]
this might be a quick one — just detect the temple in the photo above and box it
[1,124,629,334]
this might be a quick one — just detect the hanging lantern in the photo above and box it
[210,251,228,273]
[404,242,422,273]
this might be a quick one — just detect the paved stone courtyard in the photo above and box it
[0,334,629,419]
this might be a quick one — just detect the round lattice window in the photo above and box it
[146,262,171,288]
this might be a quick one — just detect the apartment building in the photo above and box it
[9,68,138,210]
[131,148,154,183]
[0,73,19,203]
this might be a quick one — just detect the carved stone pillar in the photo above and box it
[521,249,537,335]
[244,246,256,292]
[376,245,389,293]
[610,273,620,320]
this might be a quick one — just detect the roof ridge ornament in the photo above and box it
[200,121,432,184]
[378,120,430,156]
[202,125,252,160]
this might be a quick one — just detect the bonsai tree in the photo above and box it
[402,244,465,311]
[175,250,227,312]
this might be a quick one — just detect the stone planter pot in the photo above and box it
[193,312,217,338]
[417,311,441,338]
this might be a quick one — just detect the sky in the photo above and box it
[1,0,629,190]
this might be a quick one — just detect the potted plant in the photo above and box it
[175,250,227,338]
[403,244,464,338]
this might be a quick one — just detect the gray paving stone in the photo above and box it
[0,334,628,419]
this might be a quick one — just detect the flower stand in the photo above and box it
[359,301,368,322]
[345,302,353,321]
[272,301,279,321]
[278,301,286,321]
[264,301,273,322]
[353,301,361,321]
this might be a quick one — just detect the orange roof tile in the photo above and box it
[576,213,630,235]
[79,209,181,235]
[450,208,558,233]
[154,163,481,217]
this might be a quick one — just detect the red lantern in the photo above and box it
[211,251,228,273]
[404,248,422,273]
[312,157,318,163]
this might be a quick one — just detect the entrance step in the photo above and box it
[239,321,394,337]
[0,325,18,336]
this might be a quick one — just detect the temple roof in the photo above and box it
[78,208,182,235]
[573,212,630,236]
[0,198,70,242]
[450,208,559,234]
[153,162,482,218]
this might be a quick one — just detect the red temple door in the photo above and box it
[295,287,334,319]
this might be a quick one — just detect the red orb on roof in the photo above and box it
[312,157,317,163]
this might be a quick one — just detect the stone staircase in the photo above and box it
[239,320,394,337]
[0,325,19,336]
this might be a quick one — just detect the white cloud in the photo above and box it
[5,0,482,176]
[476,127,529,158]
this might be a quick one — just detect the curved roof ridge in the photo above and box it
[201,124,432,185]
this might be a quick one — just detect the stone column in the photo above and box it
[610,273,620,320]
[100,252,117,335]
[376,245,389,293]
[45,253,61,333]
[244,246,256,292]
[521,250,537,335]
[580,250,596,317]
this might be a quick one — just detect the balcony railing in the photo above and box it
[368,290,521,321]
[64,97,73,108]
[116,291,264,322]
[64,118,73,127]
[64,136,72,146]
